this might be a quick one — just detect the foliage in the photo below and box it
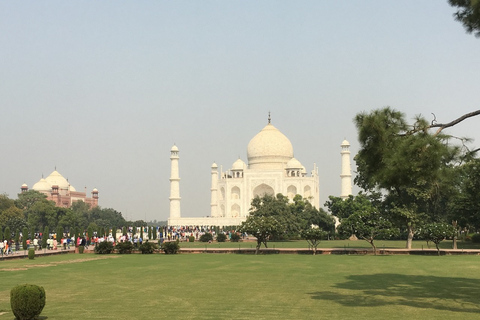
[160,241,179,254]
[472,233,480,243]
[354,108,461,248]
[116,241,134,254]
[199,233,213,242]
[139,242,157,254]
[420,222,455,254]
[10,284,46,320]
[238,215,283,254]
[230,233,241,242]
[337,204,399,255]
[78,246,84,254]
[28,249,35,260]
[188,236,195,242]
[301,228,327,255]
[56,225,64,242]
[42,226,49,249]
[5,226,11,241]
[22,227,28,250]
[148,226,152,240]
[15,229,20,244]
[449,0,480,37]
[94,241,115,254]
[216,233,227,242]
[153,227,157,240]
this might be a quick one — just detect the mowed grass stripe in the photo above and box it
[1,254,480,319]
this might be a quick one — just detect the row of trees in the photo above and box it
[323,107,480,253]
[0,190,151,238]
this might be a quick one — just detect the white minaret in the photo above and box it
[210,162,218,217]
[340,139,352,199]
[169,144,181,219]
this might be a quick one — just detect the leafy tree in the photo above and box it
[100,227,105,238]
[15,190,47,211]
[57,225,64,242]
[152,227,157,240]
[238,215,283,255]
[140,227,144,240]
[22,227,28,250]
[42,226,49,249]
[420,222,456,254]
[0,204,25,230]
[301,228,327,255]
[87,226,94,245]
[15,229,20,247]
[4,226,11,241]
[0,228,3,241]
[354,108,461,248]
[449,0,480,37]
[337,205,398,255]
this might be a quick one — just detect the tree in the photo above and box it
[420,222,456,254]
[57,225,64,242]
[337,203,399,255]
[238,215,283,254]
[4,226,11,241]
[22,227,28,250]
[449,0,480,37]
[42,226,49,249]
[301,228,327,255]
[354,108,462,248]
[15,190,47,211]
[148,226,152,240]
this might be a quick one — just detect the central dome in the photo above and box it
[247,123,294,169]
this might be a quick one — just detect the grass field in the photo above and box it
[1,251,480,320]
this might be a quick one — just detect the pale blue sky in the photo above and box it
[1,1,479,221]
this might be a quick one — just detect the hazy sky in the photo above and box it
[1,1,479,222]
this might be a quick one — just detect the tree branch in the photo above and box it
[430,110,480,136]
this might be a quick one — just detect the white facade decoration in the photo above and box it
[340,139,353,199]
[168,118,323,226]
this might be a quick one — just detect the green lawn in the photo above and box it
[179,239,480,250]
[1,252,480,319]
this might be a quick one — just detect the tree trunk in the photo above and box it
[435,243,440,255]
[369,240,377,255]
[453,235,457,250]
[255,241,261,255]
[406,226,414,249]
[313,247,317,255]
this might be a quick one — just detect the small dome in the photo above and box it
[21,183,28,188]
[247,123,294,169]
[92,188,98,192]
[45,170,70,189]
[286,157,303,169]
[32,178,51,192]
[171,145,179,152]
[231,158,246,170]
[211,162,218,168]
[341,139,350,147]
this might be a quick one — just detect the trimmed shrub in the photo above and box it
[188,236,195,242]
[94,241,115,254]
[78,246,84,254]
[116,241,134,254]
[230,233,241,242]
[139,242,156,254]
[161,241,179,254]
[472,233,480,243]
[28,249,35,260]
[199,233,213,242]
[10,284,46,320]
[216,233,227,242]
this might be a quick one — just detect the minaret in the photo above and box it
[340,139,352,199]
[169,144,181,219]
[210,162,218,217]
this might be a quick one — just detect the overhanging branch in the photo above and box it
[430,110,480,136]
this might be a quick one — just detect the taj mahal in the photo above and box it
[168,115,352,226]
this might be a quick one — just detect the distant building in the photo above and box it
[20,169,98,208]
[168,115,352,227]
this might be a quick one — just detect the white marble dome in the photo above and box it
[286,157,303,169]
[247,123,294,169]
[232,158,246,170]
[45,170,70,189]
[32,178,51,192]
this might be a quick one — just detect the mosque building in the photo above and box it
[168,115,352,227]
[20,169,99,208]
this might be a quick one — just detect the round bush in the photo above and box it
[230,233,241,242]
[189,236,195,242]
[28,249,35,260]
[94,241,115,254]
[78,246,85,254]
[216,233,227,242]
[472,233,480,243]
[10,284,46,320]
[116,241,134,254]
[161,241,179,254]
[139,242,157,254]
[199,233,213,242]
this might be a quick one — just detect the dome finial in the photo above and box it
[268,111,271,124]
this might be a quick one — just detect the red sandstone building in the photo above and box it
[20,169,98,208]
